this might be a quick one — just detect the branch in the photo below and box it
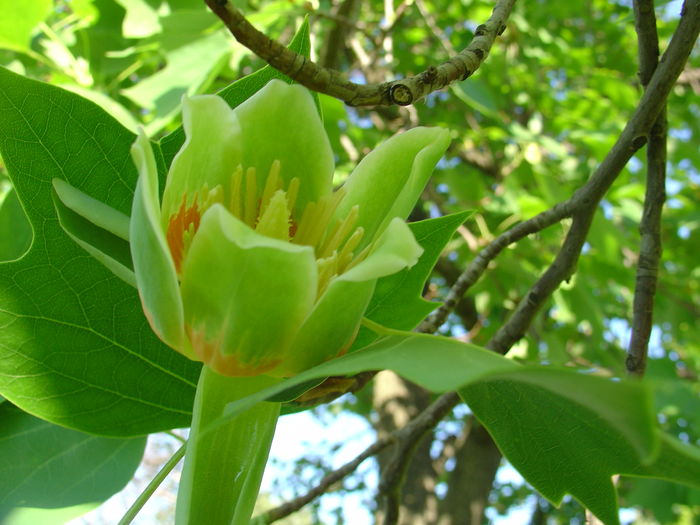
[377,392,460,525]
[317,0,362,70]
[257,391,460,524]
[627,0,666,377]
[424,0,700,351]
[204,0,516,106]
[418,199,576,334]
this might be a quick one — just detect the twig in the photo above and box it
[256,391,460,524]
[256,436,395,523]
[415,0,458,56]
[418,199,576,334]
[204,0,516,106]
[627,0,666,377]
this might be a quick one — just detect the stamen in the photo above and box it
[293,189,346,253]
[202,183,223,210]
[319,205,359,258]
[259,160,282,216]
[256,190,291,241]
[286,177,300,213]
[337,227,364,273]
[291,201,318,246]
[344,240,372,272]
[229,165,243,219]
[244,167,257,227]
[316,252,339,298]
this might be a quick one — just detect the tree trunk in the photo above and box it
[373,371,440,525]
[438,422,502,525]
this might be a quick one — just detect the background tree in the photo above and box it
[0,0,698,523]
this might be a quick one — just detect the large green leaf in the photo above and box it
[0,65,200,436]
[460,369,657,525]
[0,403,146,520]
[366,211,471,330]
[624,431,700,488]
[203,330,700,525]
[351,211,471,350]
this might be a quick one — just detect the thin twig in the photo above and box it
[256,436,395,523]
[256,392,460,524]
[204,0,516,106]
[627,0,666,377]
[418,199,576,334]
[415,0,458,56]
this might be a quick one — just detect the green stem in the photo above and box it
[175,366,281,525]
[118,442,187,525]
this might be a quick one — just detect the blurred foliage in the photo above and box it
[0,0,698,523]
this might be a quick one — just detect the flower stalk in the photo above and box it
[175,367,281,525]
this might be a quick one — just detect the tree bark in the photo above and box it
[373,371,440,525]
[438,423,502,525]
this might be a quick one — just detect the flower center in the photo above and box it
[167,160,368,297]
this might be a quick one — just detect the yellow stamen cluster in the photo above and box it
[220,160,369,297]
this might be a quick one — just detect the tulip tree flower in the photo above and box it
[54,78,449,525]
[130,79,450,379]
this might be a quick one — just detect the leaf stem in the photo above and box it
[118,442,187,525]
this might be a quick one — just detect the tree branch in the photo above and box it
[204,0,515,106]
[318,0,362,70]
[256,391,460,524]
[627,0,667,377]
[424,0,700,350]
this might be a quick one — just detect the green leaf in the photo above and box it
[205,332,662,525]
[367,211,471,330]
[624,431,700,489]
[122,30,231,135]
[159,17,313,167]
[0,66,200,436]
[0,0,52,53]
[0,403,146,520]
[210,331,517,425]
[1,506,98,525]
[460,368,658,525]
[350,211,470,352]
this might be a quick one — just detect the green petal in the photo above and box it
[334,127,450,245]
[279,218,422,375]
[280,279,375,376]
[179,204,317,377]
[130,130,189,355]
[234,79,333,216]
[52,178,130,241]
[341,218,423,282]
[161,95,242,222]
